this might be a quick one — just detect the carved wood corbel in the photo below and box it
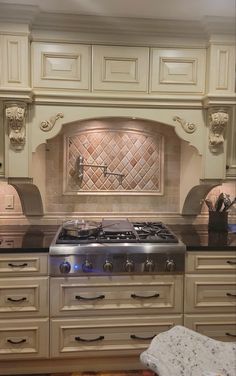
[208,108,229,153]
[40,112,64,132]
[5,102,27,150]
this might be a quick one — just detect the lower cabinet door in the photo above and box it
[50,315,183,358]
[0,318,49,359]
[184,314,236,342]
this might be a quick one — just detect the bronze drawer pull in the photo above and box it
[131,293,160,299]
[7,338,26,344]
[7,297,27,302]
[227,260,236,265]
[8,263,28,268]
[225,332,236,337]
[75,335,104,342]
[75,294,105,301]
[130,334,156,340]
[226,293,236,297]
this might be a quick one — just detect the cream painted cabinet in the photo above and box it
[0,102,4,177]
[50,274,184,358]
[184,251,236,341]
[0,253,49,359]
[32,42,91,91]
[0,34,29,90]
[226,105,236,178]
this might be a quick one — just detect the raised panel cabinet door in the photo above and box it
[185,275,236,313]
[184,314,236,342]
[92,45,149,92]
[0,277,49,318]
[50,275,183,316]
[0,318,49,359]
[150,48,206,93]
[32,42,91,90]
[0,254,48,276]
[50,314,183,358]
[186,252,236,273]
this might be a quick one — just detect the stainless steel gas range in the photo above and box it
[49,219,186,276]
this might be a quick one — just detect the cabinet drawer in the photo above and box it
[185,275,236,313]
[0,318,49,359]
[50,275,183,316]
[50,314,183,358]
[0,277,49,318]
[0,254,48,276]
[186,252,236,273]
[184,314,236,342]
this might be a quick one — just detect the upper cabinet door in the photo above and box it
[92,45,149,93]
[150,48,206,94]
[32,42,91,91]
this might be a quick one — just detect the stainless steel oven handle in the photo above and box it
[75,294,105,301]
[131,293,160,299]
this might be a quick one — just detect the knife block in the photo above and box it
[208,211,228,232]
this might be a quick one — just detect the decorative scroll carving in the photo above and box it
[208,110,228,153]
[173,116,197,133]
[40,112,64,132]
[5,103,27,150]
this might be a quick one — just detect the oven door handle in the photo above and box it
[131,293,160,299]
[75,336,104,342]
[75,294,105,301]
[130,334,156,340]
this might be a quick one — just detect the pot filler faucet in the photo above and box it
[76,155,125,185]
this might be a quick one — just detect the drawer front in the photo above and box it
[185,275,236,313]
[50,275,183,316]
[0,277,49,318]
[186,252,236,273]
[50,314,183,358]
[0,254,48,276]
[0,318,49,359]
[184,314,236,342]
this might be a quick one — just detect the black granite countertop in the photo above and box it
[0,224,235,252]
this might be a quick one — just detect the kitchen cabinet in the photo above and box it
[50,274,184,358]
[0,102,4,177]
[226,105,236,178]
[32,42,91,91]
[0,253,49,359]
[150,48,206,94]
[184,251,236,341]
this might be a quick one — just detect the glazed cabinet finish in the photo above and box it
[0,253,49,359]
[184,251,236,341]
[50,274,184,358]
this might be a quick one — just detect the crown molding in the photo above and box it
[0,3,235,41]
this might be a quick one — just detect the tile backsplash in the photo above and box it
[45,118,180,215]
[65,128,163,193]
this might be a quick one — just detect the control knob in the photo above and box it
[125,259,134,272]
[165,259,176,272]
[82,259,93,273]
[59,261,71,274]
[103,260,113,272]
[144,258,155,272]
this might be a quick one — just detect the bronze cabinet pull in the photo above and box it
[8,263,28,268]
[131,293,159,299]
[75,336,104,342]
[7,297,27,302]
[130,334,156,340]
[226,260,236,265]
[7,338,26,344]
[75,294,105,301]
[225,332,236,337]
[226,293,236,297]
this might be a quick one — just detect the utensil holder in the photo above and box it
[208,211,228,232]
